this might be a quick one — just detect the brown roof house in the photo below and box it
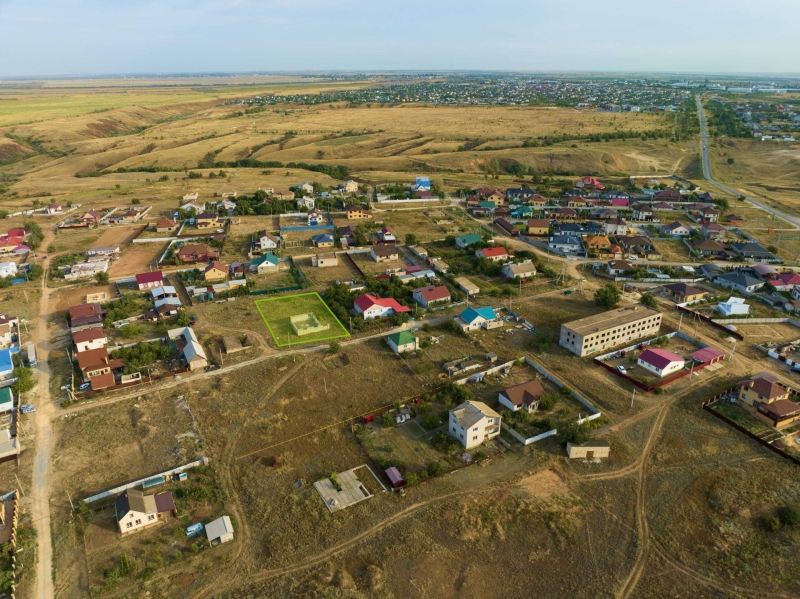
[115,489,177,535]
[498,380,545,413]
[370,244,399,262]
[411,285,451,309]
[177,243,219,264]
[155,218,178,233]
[526,219,550,236]
[203,262,228,281]
[76,347,124,384]
[663,283,707,303]
[736,373,800,429]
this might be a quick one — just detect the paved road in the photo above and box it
[695,96,800,228]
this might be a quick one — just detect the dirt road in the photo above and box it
[29,229,58,599]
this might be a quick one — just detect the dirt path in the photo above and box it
[30,227,59,599]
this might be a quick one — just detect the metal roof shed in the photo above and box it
[385,467,405,490]
[206,515,234,545]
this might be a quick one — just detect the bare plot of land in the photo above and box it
[108,241,167,277]
[349,250,412,277]
[654,238,693,262]
[737,321,800,341]
[293,255,361,289]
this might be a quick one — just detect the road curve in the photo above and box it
[695,96,800,228]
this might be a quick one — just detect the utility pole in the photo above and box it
[729,341,737,360]
[677,311,684,333]
[630,387,636,409]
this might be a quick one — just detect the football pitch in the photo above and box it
[254,292,350,347]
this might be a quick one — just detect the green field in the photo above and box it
[254,292,350,347]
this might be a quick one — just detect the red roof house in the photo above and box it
[637,348,685,378]
[135,271,164,290]
[353,294,411,320]
[411,285,451,309]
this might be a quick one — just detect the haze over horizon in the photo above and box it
[1,0,799,78]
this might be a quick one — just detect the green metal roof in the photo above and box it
[388,331,417,347]
[0,387,12,406]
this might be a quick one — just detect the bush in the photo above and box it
[653,387,664,395]
[420,412,440,430]
[538,393,556,411]
[594,282,621,309]
[763,515,782,532]
[778,504,800,526]
[95,271,110,285]
[557,421,592,445]
[329,340,341,354]
[405,472,419,486]
[640,292,658,309]
[380,413,394,428]
[426,461,444,477]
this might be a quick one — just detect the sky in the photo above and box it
[1,0,799,77]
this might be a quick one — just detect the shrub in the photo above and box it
[421,412,440,430]
[653,387,664,395]
[778,504,800,526]
[594,282,621,309]
[557,421,592,445]
[426,461,444,477]
[538,393,556,411]
[763,515,782,532]
[381,413,394,428]
[405,472,419,486]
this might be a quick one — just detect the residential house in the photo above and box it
[652,202,674,211]
[616,236,660,259]
[81,209,102,225]
[501,261,537,280]
[370,245,399,262]
[604,218,628,236]
[76,347,124,384]
[697,192,714,202]
[478,189,505,204]
[774,272,800,291]
[718,297,749,316]
[575,176,603,190]
[653,189,682,202]
[85,246,120,261]
[716,272,764,294]
[155,218,178,233]
[342,180,360,193]
[663,283,707,303]
[295,196,315,210]
[585,235,612,256]
[498,380,545,413]
[272,190,294,200]
[203,262,228,281]
[296,182,314,194]
[46,204,64,215]
[0,387,13,414]
[0,315,18,349]
[72,328,108,353]
[386,331,419,354]
[307,210,325,226]
[700,263,724,279]
[345,205,373,220]
[555,223,585,238]
[249,253,279,274]
[378,227,396,243]
[115,489,176,535]
[195,211,219,230]
[151,286,178,301]
[506,188,536,202]
[216,198,237,214]
[661,221,692,237]
[312,234,335,248]
[554,207,578,221]
[413,177,432,192]
[135,271,164,290]
[456,306,500,332]
[725,214,744,225]
[697,206,720,222]
[736,373,800,429]
[68,303,104,331]
[312,253,338,268]
[206,516,235,546]
[412,285,451,309]
[252,231,279,252]
[177,243,219,264]
[528,194,548,206]
[731,242,774,262]
[526,219,550,236]
[606,260,635,276]
[448,401,501,449]
[0,349,12,380]
[637,348,685,378]
[476,247,509,262]
[691,239,729,258]
[631,203,655,221]
[548,235,582,254]
[353,294,410,320]
[0,262,17,279]
[228,263,245,278]
[168,326,208,371]
[455,233,483,249]
[182,192,199,202]
[180,200,205,213]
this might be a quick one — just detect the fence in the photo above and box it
[452,360,516,385]
[342,251,366,278]
[250,285,303,296]
[592,330,714,392]
[711,317,800,326]
[83,458,210,504]
[676,303,745,340]
[702,396,800,467]
[0,490,20,598]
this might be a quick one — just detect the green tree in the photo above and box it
[329,340,341,354]
[95,271,110,285]
[640,292,658,309]
[778,504,800,526]
[405,233,417,244]
[27,263,44,281]
[557,421,592,445]
[594,282,621,309]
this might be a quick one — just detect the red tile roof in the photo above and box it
[72,328,107,343]
[354,294,410,313]
[68,303,103,320]
[499,381,545,407]
[413,285,451,302]
[90,372,116,390]
[478,247,508,258]
[690,347,724,364]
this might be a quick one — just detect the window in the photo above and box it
[126,522,133,529]
[135,519,142,525]
[148,515,155,521]
[473,436,478,441]
[473,427,478,431]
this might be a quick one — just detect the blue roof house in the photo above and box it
[455,306,500,332]
[0,348,13,380]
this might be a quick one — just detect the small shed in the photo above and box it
[566,440,610,460]
[206,515,234,546]
[385,467,405,490]
[691,346,725,365]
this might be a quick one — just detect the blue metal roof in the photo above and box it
[459,306,496,324]
[0,349,12,374]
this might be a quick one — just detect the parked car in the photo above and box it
[79,382,91,391]
[20,404,36,413]
[617,365,627,374]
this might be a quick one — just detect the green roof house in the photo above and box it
[249,253,279,274]
[0,387,13,414]
[455,234,483,249]
[387,331,419,355]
